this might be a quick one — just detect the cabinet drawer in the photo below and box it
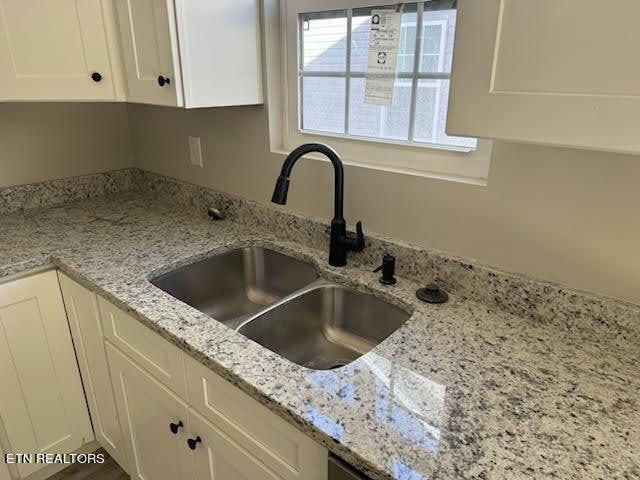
[185,355,327,480]
[99,296,187,397]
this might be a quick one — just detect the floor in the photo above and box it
[48,450,128,480]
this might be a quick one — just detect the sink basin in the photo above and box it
[151,247,318,327]
[152,247,410,370]
[237,285,410,370]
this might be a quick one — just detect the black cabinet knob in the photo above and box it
[158,75,171,87]
[91,72,102,83]
[187,436,202,450]
[169,421,183,435]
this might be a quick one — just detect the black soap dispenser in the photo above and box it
[374,254,397,285]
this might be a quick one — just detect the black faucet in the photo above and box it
[272,143,365,267]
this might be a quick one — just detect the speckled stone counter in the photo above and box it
[1,180,638,480]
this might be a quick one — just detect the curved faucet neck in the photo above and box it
[279,143,344,220]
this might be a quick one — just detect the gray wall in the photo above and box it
[3,101,636,305]
[0,103,133,188]
[128,103,640,305]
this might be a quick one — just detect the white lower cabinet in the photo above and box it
[58,273,128,471]
[185,356,327,480]
[106,341,192,480]
[99,295,188,398]
[190,409,281,480]
[1,271,326,480]
[0,271,94,479]
[99,288,328,480]
[106,337,303,480]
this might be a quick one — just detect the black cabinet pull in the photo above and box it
[169,421,183,435]
[187,436,201,450]
[91,72,103,83]
[158,75,171,87]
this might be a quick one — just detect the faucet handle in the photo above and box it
[353,221,365,252]
[342,221,366,253]
[356,222,365,250]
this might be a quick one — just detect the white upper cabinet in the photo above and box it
[175,0,263,108]
[115,0,263,108]
[0,0,122,101]
[447,0,640,154]
[114,0,182,106]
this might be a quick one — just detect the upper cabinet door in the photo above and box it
[447,0,640,154]
[0,0,117,101]
[175,0,263,108]
[115,0,183,107]
[0,271,94,479]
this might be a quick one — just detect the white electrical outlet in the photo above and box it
[188,136,203,167]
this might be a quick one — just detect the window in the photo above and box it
[279,0,492,182]
[297,1,476,151]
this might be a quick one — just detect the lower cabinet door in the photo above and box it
[58,273,128,471]
[189,409,282,480]
[106,341,192,480]
[0,271,94,479]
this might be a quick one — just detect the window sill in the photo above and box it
[271,141,491,187]
[281,128,492,185]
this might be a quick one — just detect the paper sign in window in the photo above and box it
[364,10,402,106]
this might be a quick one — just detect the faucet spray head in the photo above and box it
[271,175,290,205]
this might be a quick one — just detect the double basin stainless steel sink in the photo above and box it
[151,247,410,370]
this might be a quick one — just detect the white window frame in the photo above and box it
[277,0,493,184]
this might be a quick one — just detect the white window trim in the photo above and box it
[264,0,492,185]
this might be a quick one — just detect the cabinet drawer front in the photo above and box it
[99,296,187,397]
[185,356,327,480]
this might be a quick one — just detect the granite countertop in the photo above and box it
[2,191,638,480]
